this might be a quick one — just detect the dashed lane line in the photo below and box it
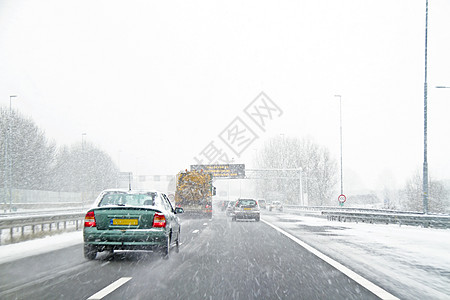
[87,277,132,300]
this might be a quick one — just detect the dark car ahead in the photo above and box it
[258,199,267,209]
[83,189,183,260]
[226,200,236,217]
[232,198,260,221]
[268,200,283,212]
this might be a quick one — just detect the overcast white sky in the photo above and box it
[1,0,449,193]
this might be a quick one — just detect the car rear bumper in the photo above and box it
[83,228,168,250]
[234,211,260,219]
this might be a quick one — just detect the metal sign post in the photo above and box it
[338,194,346,206]
[245,168,304,205]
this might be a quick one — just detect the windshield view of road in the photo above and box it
[1,1,450,299]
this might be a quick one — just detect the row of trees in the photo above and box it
[0,107,119,193]
[348,176,449,214]
[400,173,449,213]
[2,106,448,212]
[254,135,449,213]
[254,136,338,206]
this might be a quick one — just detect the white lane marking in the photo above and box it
[87,277,132,300]
[203,223,208,226]
[261,219,400,300]
[100,262,110,267]
[192,229,200,234]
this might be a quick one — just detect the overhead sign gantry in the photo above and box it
[190,164,245,179]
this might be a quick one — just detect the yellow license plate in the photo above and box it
[112,218,138,225]
[244,208,252,211]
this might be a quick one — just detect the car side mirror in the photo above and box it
[175,207,184,214]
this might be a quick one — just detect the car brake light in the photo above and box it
[153,213,166,228]
[84,211,96,227]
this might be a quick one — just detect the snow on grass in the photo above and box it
[0,231,82,265]
[262,212,450,299]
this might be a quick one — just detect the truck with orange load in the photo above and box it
[175,170,214,218]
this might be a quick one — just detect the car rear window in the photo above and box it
[99,192,157,207]
[237,199,257,207]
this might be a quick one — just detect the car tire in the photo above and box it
[175,229,180,253]
[161,235,170,259]
[231,216,236,222]
[255,216,260,222]
[84,244,97,260]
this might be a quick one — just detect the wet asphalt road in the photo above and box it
[0,213,381,300]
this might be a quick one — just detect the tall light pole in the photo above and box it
[3,107,7,213]
[81,133,87,204]
[82,133,87,150]
[8,95,17,212]
[334,95,344,196]
[423,0,429,214]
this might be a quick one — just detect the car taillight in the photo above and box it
[153,213,166,228]
[84,211,96,227]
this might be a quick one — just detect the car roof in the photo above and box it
[92,189,167,207]
[100,189,163,194]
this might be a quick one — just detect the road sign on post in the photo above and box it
[338,194,346,204]
[119,172,133,190]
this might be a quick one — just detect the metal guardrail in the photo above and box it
[0,208,85,217]
[0,202,89,211]
[321,211,450,228]
[284,205,450,228]
[285,205,422,215]
[0,212,85,245]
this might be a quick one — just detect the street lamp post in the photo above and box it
[8,95,17,212]
[82,133,87,150]
[3,112,7,213]
[81,133,87,204]
[423,0,429,214]
[334,95,344,196]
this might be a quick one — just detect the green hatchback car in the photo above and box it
[83,189,183,260]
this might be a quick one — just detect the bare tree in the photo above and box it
[52,142,119,193]
[0,107,56,190]
[1,107,118,196]
[255,136,338,205]
[401,171,449,213]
